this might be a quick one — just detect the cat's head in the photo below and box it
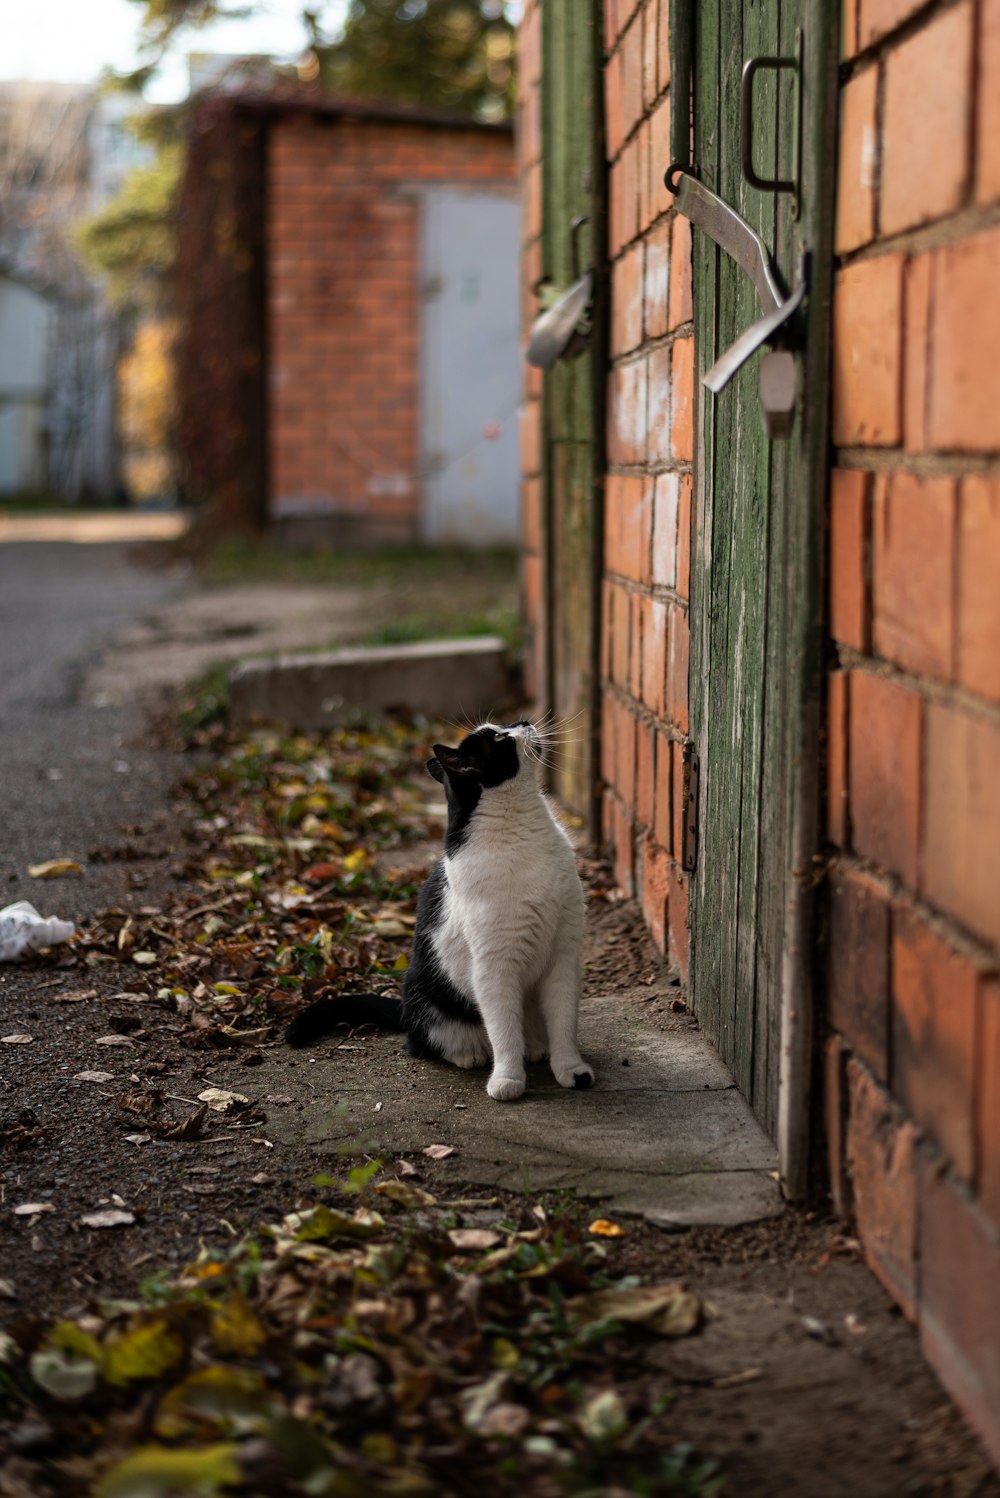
[426,720,542,792]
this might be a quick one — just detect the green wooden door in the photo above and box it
[541,0,603,823]
[689,0,836,1182]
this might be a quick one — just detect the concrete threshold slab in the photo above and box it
[229,636,512,730]
[253,988,782,1230]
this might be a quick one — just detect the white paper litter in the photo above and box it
[0,902,74,961]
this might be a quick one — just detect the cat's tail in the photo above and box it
[285,992,405,1047]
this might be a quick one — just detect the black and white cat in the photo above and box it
[287,720,594,1101]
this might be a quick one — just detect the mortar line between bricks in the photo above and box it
[836,448,1000,478]
[828,849,1000,971]
[832,644,1000,729]
[835,197,1000,264]
[842,0,975,79]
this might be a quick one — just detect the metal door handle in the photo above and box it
[665,167,807,392]
[525,215,593,370]
[740,31,802,217]
[741,56,797,196]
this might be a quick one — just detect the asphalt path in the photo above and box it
[0,538,184,919]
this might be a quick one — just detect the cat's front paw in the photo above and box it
[487,1072,526,1101]
[552,1058,595,1090]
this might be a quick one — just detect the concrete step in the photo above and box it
[229,635,512,730]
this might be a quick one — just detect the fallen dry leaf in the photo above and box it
[53,989,97,1004]
[27,859,81,879]
[588,1218,625,1237]
[1,1035,32,1045]
[74,1070,115,1083]
[566,1283,702,1338]
[198,1088,249,1113]
[124,1133,152,1146]
[422,1144,455,1160]
[13,1203,55,1217]
[95,1035,135,1048]
[79,1209,135,1229]
[114,1089,163,1120]
[447,1228,502,1253]
[157,1104,208,1140]
[374,1181,437,1209]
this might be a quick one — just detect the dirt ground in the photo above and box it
[0,534,997,1496]
[2,794,997,1495]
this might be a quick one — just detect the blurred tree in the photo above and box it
[121,1,516,120]
[74,143,181,310]
[307,2,516,121]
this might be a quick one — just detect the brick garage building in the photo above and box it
[519,0,1000,1466]
[175,93,518,543]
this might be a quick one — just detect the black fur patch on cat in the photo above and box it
[395,861,480,1057]
[285,992,404,1046]
[428,726,519,854]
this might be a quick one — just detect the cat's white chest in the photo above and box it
[432,800,579,992]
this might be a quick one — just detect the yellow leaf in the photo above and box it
[46,1321,103,1364]
[374,1181,437,1209]
[103,1317,185,1386]
[210,1293,268,1357]
[287,1204,385,1241]
[28,859,81,879]
[154,1365,271,1439]
[492,1337,519,1371]
[94,1442,241,1497]
[588,1219,625,1238]
[343,848,370,874]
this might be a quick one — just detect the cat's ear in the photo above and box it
[426,756,445,784]
[431,743,479,778]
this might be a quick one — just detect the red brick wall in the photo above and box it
[267,114,515,543]
[600,0,693,977]
[521,0,1000,1468]
[830,0,1000,1465]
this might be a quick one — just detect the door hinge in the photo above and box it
[681,743,699,874]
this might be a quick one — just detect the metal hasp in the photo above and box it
[525,214,593,371]
[664,167,808,433]
[681,744,699,874]
[740,30,803,217]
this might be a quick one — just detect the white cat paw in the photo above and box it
[552,1059,595,1091]
[487,1073,526,1101]
[450,1044,490,1069]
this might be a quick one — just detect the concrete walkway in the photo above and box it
[247,991,782,1228]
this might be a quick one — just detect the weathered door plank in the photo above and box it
[541,0,600,822]
[690,0,833,1153]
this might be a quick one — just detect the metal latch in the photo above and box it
[681,744,699,874]
[526,215,592,370]
[665,166,807,439]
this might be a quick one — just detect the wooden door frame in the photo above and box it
[773,7,839,1197]
[539,0,607,838]
[683,1,839,1197]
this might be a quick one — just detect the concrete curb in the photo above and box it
[229,636,513,729]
